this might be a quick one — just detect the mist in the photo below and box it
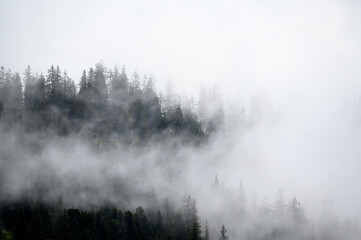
[2,0,361,239]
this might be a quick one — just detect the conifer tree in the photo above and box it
[204,221,210,240]
[183,196,198,230]
[23,65,36,112]
[274,188,286,218]
[78,70,88,100]
[219,225,228,240]
[94,62,108,106]
[124,211,139,240]
[110,65,129,106]
[187,218,202,240]
[8,72,23,121]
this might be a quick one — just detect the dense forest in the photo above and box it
[0,63,225,240]
[0,64,361,240]
[0,197,208,240]
[2,178,361,240]
[0,64,226,149]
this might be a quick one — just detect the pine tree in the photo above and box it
[45,65,56,101]
[35,73,46,112]
[187,218,202,240]
[110,65,129,106]
[130,71,141,97]
[62,70,76,98]
[87,67,95,103]
[23,65,36,112]
[144,76,162,132]
[0,69,22,121]
[9,72,23,121]
[182,196,198,230]
[78,70,88,100]
[204,221,210,240]
[110,66,121,104]
[94,62,108,106]
[173,104,184,133]
[197,85,208,129]
[274,188,286,218]
[219,225,228,240]
[124,211,139,240]
[119,65,129,96]
[288,197,304,223]
[0,66,5,89]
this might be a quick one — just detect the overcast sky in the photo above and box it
[1,0,360,98]
[2,0,361,219]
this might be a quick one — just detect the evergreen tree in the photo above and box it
[119,66,129,93]
[87,67,95,102]
[110,65,129,106]
[124,211,139,240]
[78,70,88,101]
[94,62,108,107]
[204,221,210,240]
[182,196,198,230]
[187,218,202,240]
[173,104,184,133]
[197,85,208,129]
[46,65,63,104]
[288,197,304,224]
[8,72,23,121]
[34,74,47,112]
[0,70,23,122]
[62,70,76,98]
[130,71,141,97]
[144,76,162,133]
[156,210,163,230]
[274,188,286,219]
[23,65,36,112]
[219,225,228,240]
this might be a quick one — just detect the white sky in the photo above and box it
[1,0,360,99]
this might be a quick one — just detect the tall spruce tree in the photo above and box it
[204,221,210,240]
[219,225,228,240]
[182,196,198,230]
[94,63,108,107]
[187,219,202,240]
[23,65,36,112]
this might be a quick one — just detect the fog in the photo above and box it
[1,0,361,239]
[2,0,361,95]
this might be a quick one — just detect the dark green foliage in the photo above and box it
[0,68,23,123]
[0,64,209,148]
[124,211,140,240]
[187,219,202,240]
[0,202,181,240]
[0,198,206,240]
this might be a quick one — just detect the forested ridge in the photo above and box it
[0,63,225,239]
[0,63,224,148]
[1,64,361,240]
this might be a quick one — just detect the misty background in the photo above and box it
[1,0,361,239]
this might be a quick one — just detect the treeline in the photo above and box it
[0,64,225,147]
[0,196,228,240]
[203,177,361,240]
